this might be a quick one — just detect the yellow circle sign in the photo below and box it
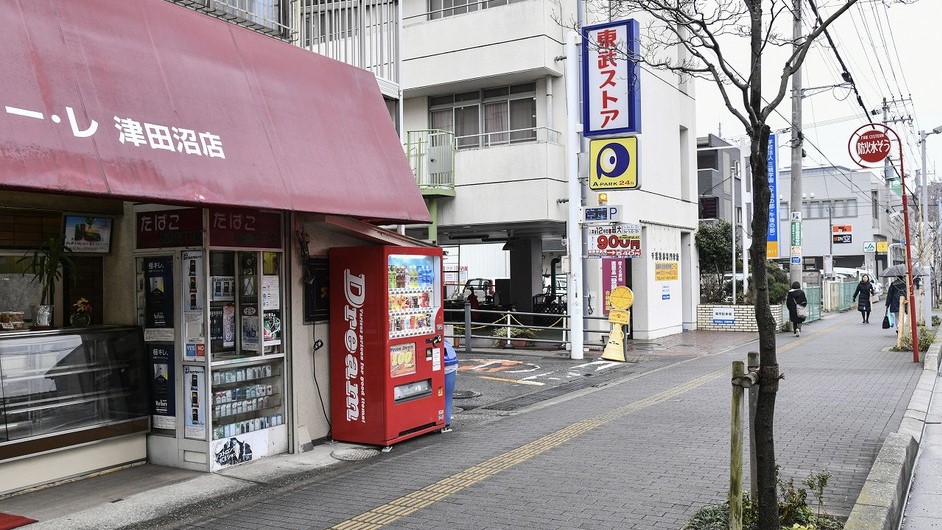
[609,286,634,310]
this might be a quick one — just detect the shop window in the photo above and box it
[206,251,283,360]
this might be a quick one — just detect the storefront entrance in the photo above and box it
[135,206,289,472]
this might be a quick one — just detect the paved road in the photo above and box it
[148,311,920,529]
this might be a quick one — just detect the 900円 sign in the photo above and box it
[588,223,642,257]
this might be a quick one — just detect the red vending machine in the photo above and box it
[329,245,445,446]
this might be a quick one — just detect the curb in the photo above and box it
[844,321,942,530]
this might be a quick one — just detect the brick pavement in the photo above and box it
[161,311,919,530]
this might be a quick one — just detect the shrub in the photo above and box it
[683,470,842,530]
[894,325,936,352]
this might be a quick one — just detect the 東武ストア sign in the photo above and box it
[582,19,641,137]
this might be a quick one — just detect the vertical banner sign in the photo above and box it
[601,258,626,316]
[184,365,206,440]
[149,343,175,430]
[766,133,779,258]
[582,19,642,137]
[144,256,174,331]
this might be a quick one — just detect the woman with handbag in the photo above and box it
[852,274,876,324]
[786,281,808,337]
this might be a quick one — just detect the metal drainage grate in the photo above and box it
[331,448,381,461]
[453,390,481,399]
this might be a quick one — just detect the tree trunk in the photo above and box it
[748,125,781,529]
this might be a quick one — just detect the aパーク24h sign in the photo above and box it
[582,19,642,137]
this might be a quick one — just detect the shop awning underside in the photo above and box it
[0,0,430,224]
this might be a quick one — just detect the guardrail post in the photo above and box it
[463,303,472,354]
[561,315,569,350]
[730,361,745,530]
[503,311,512,348]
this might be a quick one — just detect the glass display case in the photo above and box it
[0,326,149,460]
[210,357,284,440]
[209,251,284,360]
[207,250,285,446]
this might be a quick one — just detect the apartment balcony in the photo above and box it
[406,130,457,198]
[443,127,566,226]
[401,0,565,96]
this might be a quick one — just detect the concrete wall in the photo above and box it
[697,304,785,332]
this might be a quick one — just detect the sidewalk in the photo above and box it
[846,311,942,530]
[0,328,758,528]
[0,312,924,529]
[900,347,942,528]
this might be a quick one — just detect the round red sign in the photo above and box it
[855,130,891,164]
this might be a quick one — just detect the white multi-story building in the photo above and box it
[777,165,901,276]
[399,4,700,338]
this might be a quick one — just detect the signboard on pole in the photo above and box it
[587,223,642,258]
[581,19,641,137]
[832,224,853,244]
[863,241,876,253]
[583,206,623,223]
[767,133,779,258]
[588,137,639,190]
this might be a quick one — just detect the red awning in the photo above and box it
[0,0,430,224]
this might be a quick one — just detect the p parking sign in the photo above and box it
[589,137,639,190]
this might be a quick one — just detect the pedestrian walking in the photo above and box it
[785,281,808,336]
[885,276,906,331]
[852,274,876,324]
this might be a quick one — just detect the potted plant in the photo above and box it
[19,235,73,328]
[492,326,537,348]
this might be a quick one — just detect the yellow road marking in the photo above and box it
[330,368,726,529]
[478,375,546,386]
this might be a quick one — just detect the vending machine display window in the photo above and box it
[387,254,436,340]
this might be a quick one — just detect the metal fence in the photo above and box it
[443,305,613,354]
[804,285,822,322]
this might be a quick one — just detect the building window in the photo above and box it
[428,0,523,20]
[699,196,718,219]
[428,84,537,149]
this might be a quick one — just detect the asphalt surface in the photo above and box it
[124,310,920,529]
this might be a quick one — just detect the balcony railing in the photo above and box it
[405,127,562,189]
[455,127,561,149]
[405,130,456,189]
[168,0,294,40]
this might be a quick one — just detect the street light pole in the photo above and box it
[920,126,942,322]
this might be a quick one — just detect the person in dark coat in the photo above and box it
[785,281,808,337]
[852,274,876,324]
[885,276,906,330]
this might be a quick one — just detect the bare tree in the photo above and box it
[585,1,861,526]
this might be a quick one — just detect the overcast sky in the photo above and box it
[694,0,942,187]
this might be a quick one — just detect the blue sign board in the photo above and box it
[766,133,778,257]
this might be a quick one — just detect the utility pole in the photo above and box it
[788,0,803,287]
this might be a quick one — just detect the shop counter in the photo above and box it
[0,326,150,461]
